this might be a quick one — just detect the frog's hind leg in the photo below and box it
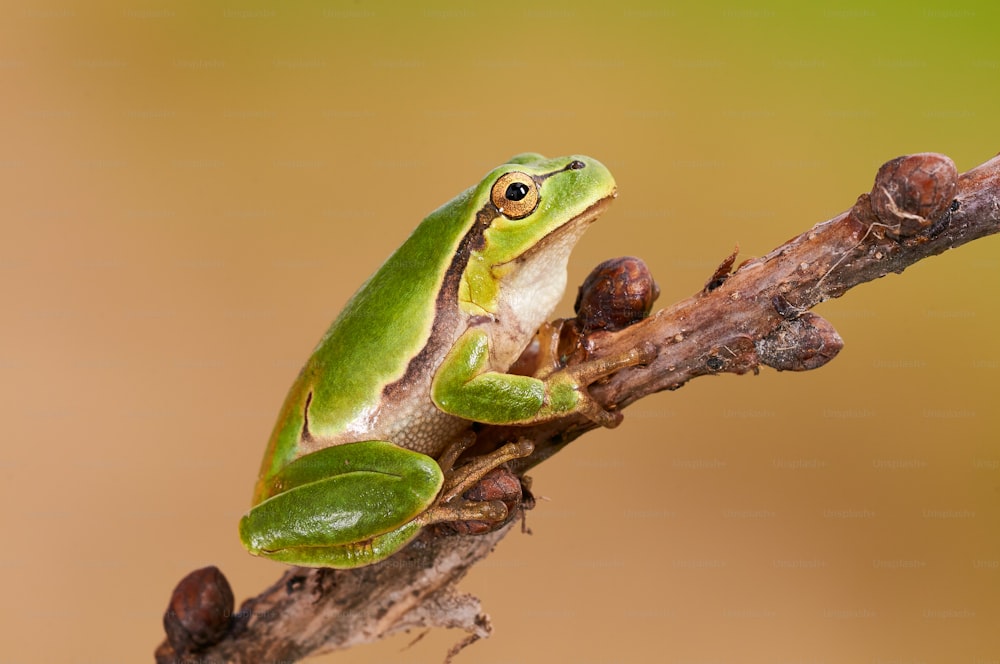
[440,439,533,502]
[435,431,477,476]
[418,438,534,527]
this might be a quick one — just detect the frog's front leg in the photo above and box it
[432,328,654,428]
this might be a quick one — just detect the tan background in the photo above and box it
[2,2,998,662]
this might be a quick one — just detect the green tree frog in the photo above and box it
[239,154,651,568]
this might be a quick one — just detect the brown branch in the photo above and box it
[156,152,1000,664]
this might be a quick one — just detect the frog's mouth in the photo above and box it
[493,191,618,308]
[519,190,617,261]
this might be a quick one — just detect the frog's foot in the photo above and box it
[552,343,657,428]
[419,438,534,529]
[440,439,534,503]
[418,497,511,528]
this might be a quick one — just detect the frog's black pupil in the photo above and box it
[505,182,530,201]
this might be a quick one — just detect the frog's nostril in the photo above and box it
[568,160,586,170]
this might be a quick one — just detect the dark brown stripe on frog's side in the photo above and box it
[300,390,315,444]
[380,201,499,402]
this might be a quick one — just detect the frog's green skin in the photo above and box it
[239,154,631,568]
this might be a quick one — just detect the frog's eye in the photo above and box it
[491,171,539,220]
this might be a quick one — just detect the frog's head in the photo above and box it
[485,152,617,246]
[459,154,617,322]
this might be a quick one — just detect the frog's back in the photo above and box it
[306,193,478,435]
[256,190,477,484]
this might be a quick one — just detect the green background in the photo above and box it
[2,1,998,662]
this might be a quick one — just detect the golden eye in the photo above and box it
[490,171,539,219]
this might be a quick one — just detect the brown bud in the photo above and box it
[163,565,234,653]
[871,153,957,238]
[757,312,843,371]
[575,257,660,333]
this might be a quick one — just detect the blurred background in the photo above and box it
[2,2,998,662]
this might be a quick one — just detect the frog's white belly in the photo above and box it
[370,391,470,457]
